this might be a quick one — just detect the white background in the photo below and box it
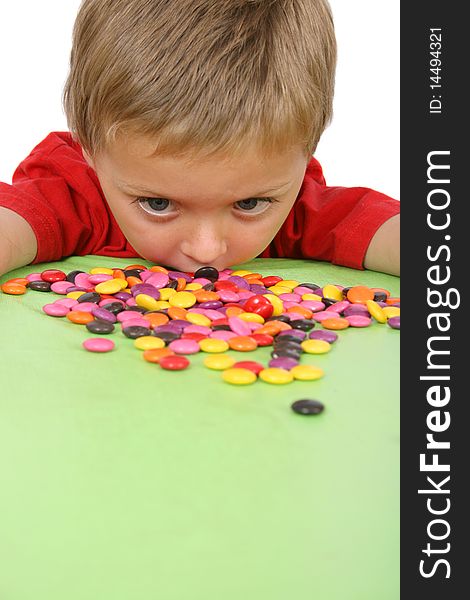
[0,0,399,199]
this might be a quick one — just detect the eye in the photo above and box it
[136,197,174,215]
[234,197,273,215]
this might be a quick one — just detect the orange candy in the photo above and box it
[386,297,400,305]
[321,317,350,330]
[346,286,375,304]
[66,311,95,324]
[192,289,220,303]
[225,306,244,317]
[168,306,188,320]
[176,278,187,291]
[228,335,258,352]
[6,277,29,286]
[142,312,170,328]
[1,282,27,295]
[112,269,126,280]
[149,265,169,273]
[125,264,148,271]
[126,276,143,288]
[143,347,175,363]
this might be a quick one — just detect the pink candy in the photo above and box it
[82,338,115,352]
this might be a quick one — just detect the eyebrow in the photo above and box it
[115,180,292,199]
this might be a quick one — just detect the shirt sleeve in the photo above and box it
[0,132,136,264]
[260,157,400,270]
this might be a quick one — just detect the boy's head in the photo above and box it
[63,0,336,271]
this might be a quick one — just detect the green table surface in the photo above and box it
[0,257,400,600]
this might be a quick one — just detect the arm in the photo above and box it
[0,207,37,277]
[363,213,400,276]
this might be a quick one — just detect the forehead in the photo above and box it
[98,134,308,199]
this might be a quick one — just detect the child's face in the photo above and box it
[86,135,309,272]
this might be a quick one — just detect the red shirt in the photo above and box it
[0,132,399,269]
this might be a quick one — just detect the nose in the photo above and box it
[179,221,228,266]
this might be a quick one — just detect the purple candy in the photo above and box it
[277,329,306,340]
[168,319,191,329]
[343,305,370,317]
[65,286,88,293]
[92,306,117,323]
[309,330,338,343]
[269,357,299,370]
[168,271,192,282]
[114,291,132,301]
[387,316,400,329]
[131,283,161,299]
[198,301,223,309]
[227,275,250,290]
[249,284,269,294]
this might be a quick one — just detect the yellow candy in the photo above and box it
[89,267,114,275]
[199,338,230,353]
[95,278,127,294]
[135,293,160,311]
[279,279,300,290]
[134,336,166,351]
[169,291,197,308]
[383,306,400,319]
[159,288,177,301]
[290,365,324,381]
[268,285,292,296]
[238,312,265,324]
[366,300,387,323]
[186,312,212,327]
[259,368,294,384]
[230,270,252,276]
[222,368,257,384]
[66,291,86,300]
[185,283,203,291]
[263,293,284,316]
[204,354,236,370]
[301,339,331,354]
[301,293,323,302]
[322,284,343,301]
[154,300,171,310]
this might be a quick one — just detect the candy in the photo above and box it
[4,264,399,407]
[291,399,325,415]
[82,338,115,352]
[222,368,257,385]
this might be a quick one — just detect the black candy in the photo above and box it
[202,282,216,291]
[77,292,101,304]
[122,325,151,339]
[86,320,115,334]
[153,331,180,344]
[125,306,147,314]
[291,399,325,415]
[27,280,51,292]
[266,314,291,323]
[101,302,125,315]
[271,348,303,360]
[374,291,388,302]
[321,298,338,308]
[66,270,85,283]
[299,282,321,291]
[194,266,219,282]
[166,280,179,290]
[123,269,144,278]
[290,319,315,331]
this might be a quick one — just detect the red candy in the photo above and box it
[40,269,67,283]
[243,294,274,319]
[159,355,190,370]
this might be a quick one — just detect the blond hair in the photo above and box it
[63,0,336,158]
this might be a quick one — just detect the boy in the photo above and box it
[0,0,400,279]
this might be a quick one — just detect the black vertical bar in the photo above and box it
[401,2,467,598]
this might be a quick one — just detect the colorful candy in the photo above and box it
[1,264,399,402]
